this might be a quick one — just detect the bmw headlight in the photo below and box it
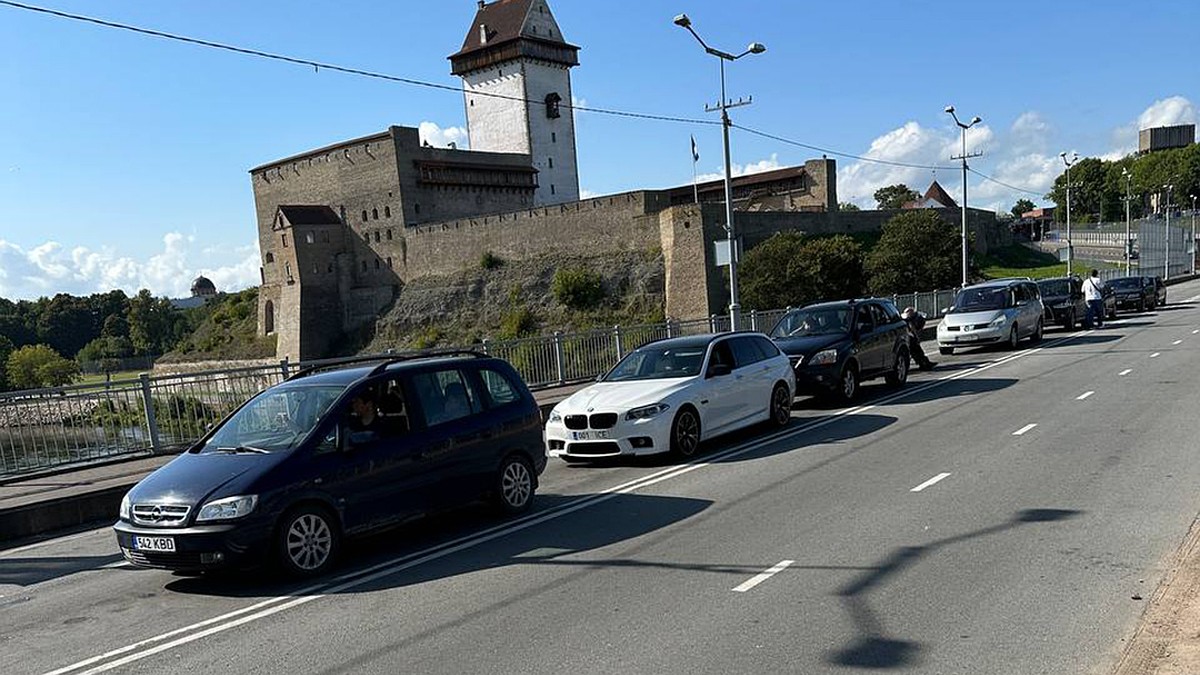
[119,492,131,520]
[808,348,838,366]
[195,495,258,522]
[626,403,671,421]
[547,409,563,424]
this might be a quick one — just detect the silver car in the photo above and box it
[937,279,1045,354]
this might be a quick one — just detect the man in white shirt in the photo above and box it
[1082,269,1106,329]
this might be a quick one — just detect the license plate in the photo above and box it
[133,536,175,552]
[571,430,610,441]
[959,334,978,342]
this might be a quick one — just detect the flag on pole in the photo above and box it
[690,135,700,163]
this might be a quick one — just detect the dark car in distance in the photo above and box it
[1037,277,1086,330]
[1109,276,1157,312]
[1147,276,1167,307]
[114,352,546,577]
[769,298,909,403]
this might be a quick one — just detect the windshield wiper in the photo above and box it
[213,445,271,455]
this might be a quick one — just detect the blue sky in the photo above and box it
[0,0,1196,300]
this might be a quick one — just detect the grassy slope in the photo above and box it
[978,244,1118,280]
[160,288,276,363]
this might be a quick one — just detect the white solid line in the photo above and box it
[1013,423,1038,436]
[100,561,133,570]
[732,560,795,593]
[1077,391,1095,400]
[1119,369,1133,376]
[910,472,952,492]
[1150,352,1161,358]
[1173,340,1183,345]
[1193,329,1199,335]
[1187,295,1200,303]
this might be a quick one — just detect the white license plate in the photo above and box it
[959,334,978,342]
[571,430,610,441]
[133,536,175,552]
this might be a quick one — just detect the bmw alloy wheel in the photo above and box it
[671,409,700,458]
[770,384,791,427]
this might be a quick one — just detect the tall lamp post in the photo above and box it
[1163,183,1174,280]
[1121,168,1133,273]
[673,13,765,331]
[1060,152,1079,276]
[945,106,982,287]
[1191,194,1197,276]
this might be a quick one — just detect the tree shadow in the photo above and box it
[876,377,1016,405]
[0,553,124,586]
[826,508,1081,669]
[1030,334,1125,348]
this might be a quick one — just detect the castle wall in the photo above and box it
[463,68,531,154]
[523,59,579,204]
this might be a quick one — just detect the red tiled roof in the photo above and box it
[923,181,958,209]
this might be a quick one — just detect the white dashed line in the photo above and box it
[1013,424,1038,436]
[1192,329,1199,335]
[1151,353,1161,358]
[1077,391,1095,400]
[1119,369,1133,376]
[1173,340,1183,345]
[732,560,794,593]
[910,472,952,492]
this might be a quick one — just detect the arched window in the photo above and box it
[545,92,562,119]
[384,206,391,218]
[265,252,274,263]
[362,210,368,222]
[264,300,275,335]
[372,208,379,220]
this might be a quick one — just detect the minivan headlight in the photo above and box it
[626,403,670,421]
[195,495,258,522]
[119,492,131,520]
[989,315,1008,327]
[808,348,839,366]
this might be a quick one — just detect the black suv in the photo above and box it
[1110,276,1156,312]
[1038,276,1115,329]
[114,352,546,577]
[769,298,909,402]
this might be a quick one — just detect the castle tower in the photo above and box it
[450,0,580,206]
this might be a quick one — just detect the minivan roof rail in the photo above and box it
[286,349,487,381]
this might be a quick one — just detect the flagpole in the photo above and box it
[691,135,699,204]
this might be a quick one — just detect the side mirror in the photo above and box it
[708,363,732,378]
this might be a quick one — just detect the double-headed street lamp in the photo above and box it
[674,13,765,331]
[1121,168,1133,273]
[945,106,982,287]
[1060,152,1079,276]
[1163,183,1174,279]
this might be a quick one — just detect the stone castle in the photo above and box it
[252,0,1000,361]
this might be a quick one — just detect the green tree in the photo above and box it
[874,184,920,210]
[6,344,80,390]
[77,335,135,372]
[1010,198,1036,219]
[128,289,183,355]
[838,202,861,212]
[0,334,13,391]
[740,233,865,310]
[865,210,960,294]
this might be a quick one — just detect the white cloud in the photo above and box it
[0,234,260,301]
[417,121,470,149]
[1138,96,1196,129]
[696,153,783,182]
[579,188,601,199]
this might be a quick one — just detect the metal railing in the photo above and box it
[0,287,970,477]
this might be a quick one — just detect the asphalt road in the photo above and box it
[6,280,1200,675]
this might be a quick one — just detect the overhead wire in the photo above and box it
[967,168,1047,197]
[733,123,958,171]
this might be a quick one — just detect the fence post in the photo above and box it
[665,319,674,339]
[279,358,290,379]
[480,338,490,355]
[749,309,758,331]
[553,332,566,385]
[613,325,624,360]
[709,314,718,333]
[139,373,162,455]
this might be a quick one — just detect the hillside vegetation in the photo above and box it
[160,288,276,362]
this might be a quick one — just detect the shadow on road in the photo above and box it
[0,552,124,586]
[828,508,1082,669]
[877,377,1016,405]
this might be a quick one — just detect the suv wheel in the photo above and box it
[669,408,701,459]
[768,383,791,428]
[1031,320,1044,343]
[836,364,859,402]
[1007,325,1020,350]
[1138,299,1146,312]
[275,505,339,578]
[885,349,909,386]
[495,454,535,514]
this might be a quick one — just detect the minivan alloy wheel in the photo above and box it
[499,455,534,512]
[1008,325,1019,349]
[282,510,336,573]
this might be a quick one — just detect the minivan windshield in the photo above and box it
[202,384,345,454]
[770,307,851,337]
[951,287,1012,313]
[1037,280,1071,297]
[604,345,706,381]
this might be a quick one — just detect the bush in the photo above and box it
[740,233,864,310]
[499,306,539,339]
[6,344,79,390]
[480,251,504,270]
[552,267,605,310]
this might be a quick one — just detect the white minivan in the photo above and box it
[937,279,1045,354]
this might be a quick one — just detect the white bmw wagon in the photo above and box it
[544,332,795,461]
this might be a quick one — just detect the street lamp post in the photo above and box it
[945,106,982,287]
[673,13,765,331]
[1060,152,1079,276]
[1163,183,1174,280]
[1191,194,1197,276]
[1121,168,1133,274]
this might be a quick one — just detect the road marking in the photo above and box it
[1193,329,1199,335]
[1187,295,1200,303]
[1173,340,1183,345]
[1013,423,1038,436]
[1150,352,1161,358]
[1120,369,1133,376]
[100,561,133,570]
[732,560,794,592]
[1077,391,1095,400]
[42,329,1097,675]
[910,472,952,492]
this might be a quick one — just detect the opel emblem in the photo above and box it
[150,505,163,521]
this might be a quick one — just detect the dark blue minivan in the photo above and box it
[113,352,546,577]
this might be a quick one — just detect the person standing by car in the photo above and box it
[1082,269,1106,329]
[901,307,936,370]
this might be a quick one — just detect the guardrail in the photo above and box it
[0,287,975,478]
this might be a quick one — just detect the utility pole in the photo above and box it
[946,106,983,287]
[1191,194,1197,276]
[1122,168,1133,274]
[1163,183,1174,280]
[1060,152,1079,276]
